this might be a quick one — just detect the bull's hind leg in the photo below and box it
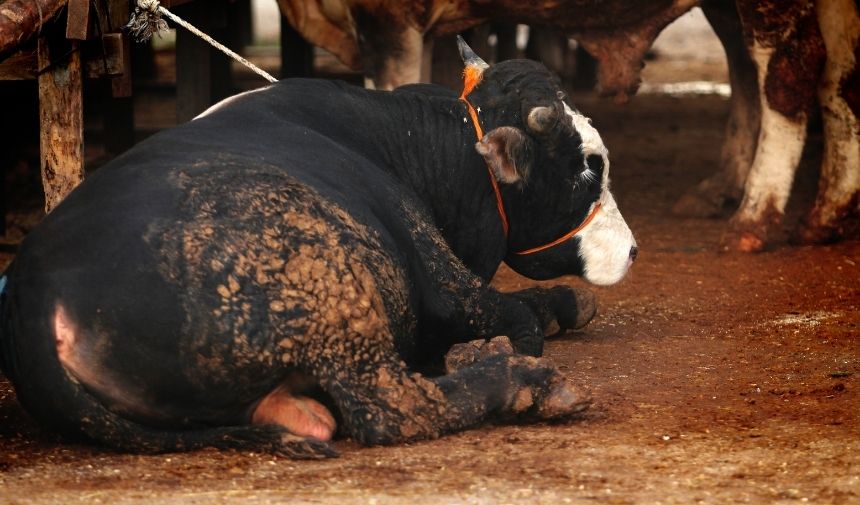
[251,376,337,441]
[302,330,589,446]
[50,303,338,459]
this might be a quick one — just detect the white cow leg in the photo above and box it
[674,0,760,218]
[371,27,424,90]
[797,0,860,243]
[723,44,807,252]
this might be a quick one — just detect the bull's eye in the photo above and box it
[586,154,604,174]
[574,154,604,188]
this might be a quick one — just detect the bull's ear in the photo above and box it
[475,127,535,184]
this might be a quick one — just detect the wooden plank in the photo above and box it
[175,9,212,122]
[84,34,125,76]
[66,0,92,41]
[38,34,85,214]
[109,33,132,97]
[0,0,67,59]
[1,35,129,80]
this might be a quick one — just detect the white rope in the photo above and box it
[126,0,278,84]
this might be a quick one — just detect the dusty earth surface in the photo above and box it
[1,9,859,504]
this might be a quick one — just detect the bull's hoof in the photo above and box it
[534,379,591,419]
[445,336,514,374]
[273,432,339,459]
[506,356,591,419]
[570,287,597,330]
[543,286,597,337]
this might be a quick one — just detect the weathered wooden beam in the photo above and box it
[174,0,231,122]
[84,33,126,77]
[66,0,91,40]
[0,0,67,59]
[38,32,84,213]
[0,34,129,80]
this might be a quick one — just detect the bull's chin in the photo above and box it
[502,254,584,281]
[504,249,631,285]
[582,267,630,286]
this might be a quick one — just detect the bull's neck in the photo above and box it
[356,89,510,280]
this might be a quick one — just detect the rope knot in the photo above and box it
[125,0,168,42]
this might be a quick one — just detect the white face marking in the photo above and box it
[194,86,270,120]
[563,103,636,286]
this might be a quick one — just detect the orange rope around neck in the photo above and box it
[513,202,602,255]
[460,80,510,238]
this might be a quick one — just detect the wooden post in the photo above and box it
[65,0,92,41]
[103,0,135,155]
[38,33,85,213]
[280,16,314,78]
[174,0,230,123]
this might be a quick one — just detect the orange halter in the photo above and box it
[459,72,602,256]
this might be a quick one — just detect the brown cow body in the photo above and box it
[277,0,697,100]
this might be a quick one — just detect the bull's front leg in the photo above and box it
[463,288,547,357]
[456,285,596,357]
[506,286,597,337]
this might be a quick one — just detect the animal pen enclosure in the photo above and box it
[0,3,858,504]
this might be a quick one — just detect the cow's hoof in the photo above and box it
[794,215,859,245]
[444,336,514,374]
[721,221,768,252]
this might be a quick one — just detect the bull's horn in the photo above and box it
[457,35,489,71]
[527,106,558,134]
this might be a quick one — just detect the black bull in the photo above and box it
[0,47,635,458]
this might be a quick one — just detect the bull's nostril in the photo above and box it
[629,246,638,262]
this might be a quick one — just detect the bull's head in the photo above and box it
[457,37,636,285]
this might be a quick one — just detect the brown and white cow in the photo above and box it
[676,0,859,251]
[276,0,698,101]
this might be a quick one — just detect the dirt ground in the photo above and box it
[1,11,859,505]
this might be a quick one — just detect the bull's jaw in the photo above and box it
[576,192,636,286]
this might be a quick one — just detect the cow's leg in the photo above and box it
[723,43,807,252]
[506,286,597,337]
[674,0,760,217]
[722,2,826,251]
[354,10,424,90]
[797,0,860,243]
[302,330,587,446]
